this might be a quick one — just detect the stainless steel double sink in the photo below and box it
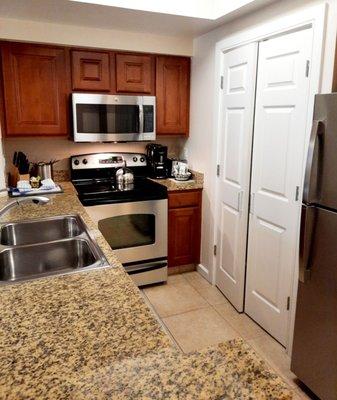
[0,215,110,284]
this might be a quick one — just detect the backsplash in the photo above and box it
[4,136,187,176]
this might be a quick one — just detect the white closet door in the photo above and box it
[215,43,258,312]
[245,28,313,346]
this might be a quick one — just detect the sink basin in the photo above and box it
[0,215,83,246]
[0,239,100,282]
[0,214,110,284]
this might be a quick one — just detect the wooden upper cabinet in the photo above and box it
[1,43,68,136]
[71,50,110,91]
[156,56,190,136]
[0,42,192,137]
[115,53,154,94]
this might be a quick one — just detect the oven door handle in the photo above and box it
[124,259,167,274]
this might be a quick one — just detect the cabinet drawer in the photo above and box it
[168,190,201,209]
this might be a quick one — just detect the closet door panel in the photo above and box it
[215,43,258,312]
[245,28,313,346]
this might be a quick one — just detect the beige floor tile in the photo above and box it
[139,290,181,350]
[213,298,242,318]
[183,271,228,306]
[162,306,240,353]
[214,303,266,340]
[182,271,202,282]
[247,334,298,388]
[167,274,186,285]
[183,271,210,287]
[143,280,208,318]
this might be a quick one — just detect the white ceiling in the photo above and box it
[71,0,256,20]
[0,0,275,38]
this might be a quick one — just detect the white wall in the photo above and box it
[187,0,337,281]
[3,136,186,174]
[0,16,192,55]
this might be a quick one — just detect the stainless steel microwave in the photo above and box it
[72,93,156,142]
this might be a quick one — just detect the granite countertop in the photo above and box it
[0,183,292,399]
[151,170,204,191]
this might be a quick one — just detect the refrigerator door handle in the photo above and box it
[303,120,325,203]
[299,205,316,283]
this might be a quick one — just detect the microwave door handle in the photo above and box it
[303,120,325,203]
[139,105,144,134]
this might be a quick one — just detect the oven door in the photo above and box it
[72,93,155,142]
[84,199,167,264]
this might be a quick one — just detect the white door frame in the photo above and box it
[212,3,327,353]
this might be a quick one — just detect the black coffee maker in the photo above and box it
[146,144,168,179]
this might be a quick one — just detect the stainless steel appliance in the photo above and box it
[291,93,337,400]
[146,144,168,179]
[72,93,156,142]
[71,152,167,286]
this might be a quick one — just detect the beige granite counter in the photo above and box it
[0,183,292,399]
[151,170,203,191]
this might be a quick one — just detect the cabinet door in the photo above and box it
[1,43,68,136]
[156,56,190,135]
[115,53,154,94]
[168,206,201,267]
[71,50,110,91]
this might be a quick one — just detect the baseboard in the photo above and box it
[197,264,210,282]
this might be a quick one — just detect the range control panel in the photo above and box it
[71,153,147,170]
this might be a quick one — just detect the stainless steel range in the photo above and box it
[71,152,168,286]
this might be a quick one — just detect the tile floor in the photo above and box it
[142,272,318,400]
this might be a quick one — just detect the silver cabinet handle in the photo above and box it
[299,205,316,283]
[303,120,325,203]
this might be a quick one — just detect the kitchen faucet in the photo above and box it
[0,196,50,218]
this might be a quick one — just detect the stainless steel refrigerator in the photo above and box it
[291,93,337,400]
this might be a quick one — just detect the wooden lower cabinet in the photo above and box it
[168,190,202,268]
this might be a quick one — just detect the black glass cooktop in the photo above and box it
[73,177,167,206]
